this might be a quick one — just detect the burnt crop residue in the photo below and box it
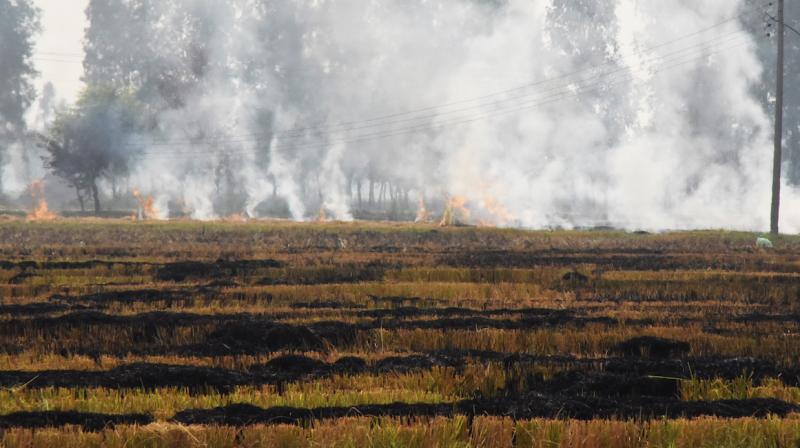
[172,398,800,427]
[0,411,152,431]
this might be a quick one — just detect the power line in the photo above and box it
[48,2,767,158]
[93,4,770,148]
[763,10,800,37]
[128,30,755,152]
[127,25,758,149]
[131,38,752,160]
[131,38,751,158]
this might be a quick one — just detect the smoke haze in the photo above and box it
[6,0,800,232]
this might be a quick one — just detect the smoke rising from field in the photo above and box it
[11,0,800,231]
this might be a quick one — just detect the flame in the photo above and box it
[132,189,158,220]
[27,181,58,221]
[415,197,431,223]
[225,213,248,222]
[439,196,470,227]
[317,207,328,223]
[480,195,515,227]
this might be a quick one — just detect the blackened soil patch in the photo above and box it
[171,397,800,426]
[255,265,385,286]
[253,355,330,377]
[333,356,368,373]
[0,411,152,431]
[0,364,252,393]
[0,260,143,272]
[172,403,451,427]
[290,301,366,310]
[522,370,681,398]
[734,313,800,324]
[198,321,325,355]
[308,321,360,347]
[50,289,202,307]
[601,357,800,386]
[0,311,243,337]
[0,312,617,355]
[375,315,616,331]
[374,355,457,374]
[8,272,36,284]
[356,306,572,320]
[426,351,800,388]
[439,250,742,271]
[0,302,75,316]
[367,296,447,308]
[446,351,800,386]
[0,311,766,362]
[614,337,691,359]
[0,354,465,392]
[195,319,367,356]
[247,353,449,378]
[562,271,589,284]
[157,259,283,282]
[0,353,795,395]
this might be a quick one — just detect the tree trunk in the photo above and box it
[789,129,800,184]
[368,179,375,206]
[356,179,362,207]
[91,181,101,214]
[75,186,85,212]
[111,176,118,199]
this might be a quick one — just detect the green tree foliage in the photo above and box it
[0,0,40,195]
[0,0,40,133]
[40,86,144,212]
[83,0,233,109]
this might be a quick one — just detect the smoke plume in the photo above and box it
[12,0,800,231]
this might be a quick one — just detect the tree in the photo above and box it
[0,0,40,194]
[0,0,40,132]
[84,0,235,110]
[40,86,143,213]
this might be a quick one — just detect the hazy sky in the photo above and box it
[32,0,88,104]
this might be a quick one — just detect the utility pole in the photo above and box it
[771,0,785,235]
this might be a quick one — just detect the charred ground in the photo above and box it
[0,221,798,440]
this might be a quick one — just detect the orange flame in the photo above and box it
[27,181,58,221]
[480,196,515,227]
[132,189,158,220]
[317,207,328,223]
[415,197,431,223]
[439,196,470,227]
[225,213,248,223]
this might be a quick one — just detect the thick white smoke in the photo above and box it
[21,0,800,231]
[433,0,800,231]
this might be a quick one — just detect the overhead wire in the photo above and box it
[133,36,754,160]
[135,28,752,149]
[117,2,771,148]
[48,1,771,159]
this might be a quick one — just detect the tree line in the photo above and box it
[0,0,798,216]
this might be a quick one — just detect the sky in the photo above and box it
[31,0,88,105]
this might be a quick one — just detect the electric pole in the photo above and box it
[771,0,785,235]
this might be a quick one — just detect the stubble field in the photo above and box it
[0,220,799,447]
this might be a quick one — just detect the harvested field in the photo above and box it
[0,221,799,447]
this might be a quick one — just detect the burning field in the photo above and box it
[0,221,798,446]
